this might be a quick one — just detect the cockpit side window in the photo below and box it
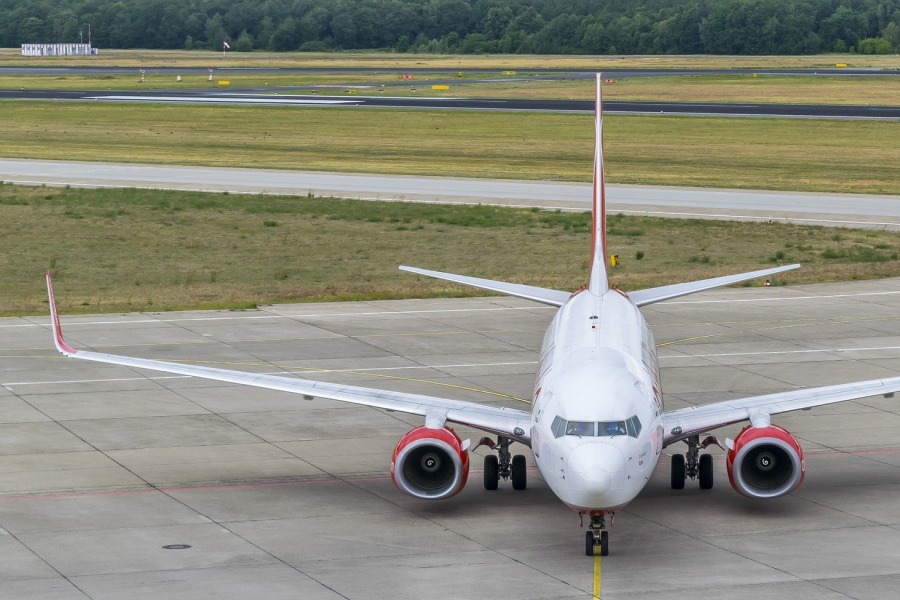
[551,415,566,438]
[626,415,643,438]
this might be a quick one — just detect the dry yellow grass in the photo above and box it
[394,75,900,106]
[1,102,898,195]
[0,72,497,91]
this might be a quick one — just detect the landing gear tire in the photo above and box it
[585,530,609,556]
[483,455,499,491]
[699,453,714,490]
[511,455,527,490]
[585,514,609,557]
[671,454,686,489]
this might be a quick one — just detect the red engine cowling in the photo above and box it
[391,426,469,499]
[727,424,805,498]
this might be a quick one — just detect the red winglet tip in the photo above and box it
[46,271,76,355]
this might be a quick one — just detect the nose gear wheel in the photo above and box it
[584,515,609,556]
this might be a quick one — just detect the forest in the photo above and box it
[2,0,899,55]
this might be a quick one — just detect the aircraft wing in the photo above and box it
[45,273,532,445]
[399,265,571,307]
[662,376,900,446]
[628,264,800,307]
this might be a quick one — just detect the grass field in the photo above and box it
[0,72,500,91]
[2,48,898,69]
[3,183,900,316]
[395,74,900,105]
[4,72,899,106]
[1,101,898,195]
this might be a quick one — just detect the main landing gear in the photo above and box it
[478,436,527,491]
[671,435,718,490]
[584,515,609,556]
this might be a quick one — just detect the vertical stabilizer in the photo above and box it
[588,74,609,296]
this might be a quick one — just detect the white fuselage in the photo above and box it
[530,288,664,514]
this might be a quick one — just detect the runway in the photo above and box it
[3,66,899,77]
[3,158,900,230]
[2,87,897,119]
[3,279,900,598]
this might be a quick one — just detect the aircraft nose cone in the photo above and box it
[567,442,626,496]
[580,466,611,495]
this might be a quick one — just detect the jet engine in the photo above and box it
[727,424,805,498]
[391,426,469,499]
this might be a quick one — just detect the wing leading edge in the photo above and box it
[45,273,532,445]
[663,376,900,446]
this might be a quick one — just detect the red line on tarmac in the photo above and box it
[11,448,900,502]
[0,474,390,502]
[658,447,900,467]
[0,468,544,502]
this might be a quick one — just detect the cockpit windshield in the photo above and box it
[551,415,643,439]
[565,421,595,436]
[598,421,627,436]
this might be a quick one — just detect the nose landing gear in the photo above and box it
[477,436,528,491]
[584,515,609,556]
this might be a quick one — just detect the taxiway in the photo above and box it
[3,66,899,77]
[2,280,900,598]
[2,88,897,119]
[2,158,900,230]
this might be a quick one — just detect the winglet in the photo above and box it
[45,271,77,356]
[588,73,609,296]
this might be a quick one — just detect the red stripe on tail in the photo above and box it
[588,74,609,296]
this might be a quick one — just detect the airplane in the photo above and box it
[44,74,900,557]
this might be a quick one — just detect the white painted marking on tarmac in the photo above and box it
[663,290,900,305]
[217,93,483,102]
[0,360,539,387]
[0,305,552,330]
[0,316,282,329]
[606,109,899,121]
[2,376,189,387]
[87,95,358,106]
[305,360,539,373]
[660,345,900,359]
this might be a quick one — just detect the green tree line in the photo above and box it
[3,0,899,55]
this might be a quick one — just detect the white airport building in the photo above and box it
[21,43,97,56]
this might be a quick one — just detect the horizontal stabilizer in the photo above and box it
[628,264,800,307]
[400,266,570,307]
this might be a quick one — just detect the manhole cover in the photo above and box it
[162,544,192,550]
